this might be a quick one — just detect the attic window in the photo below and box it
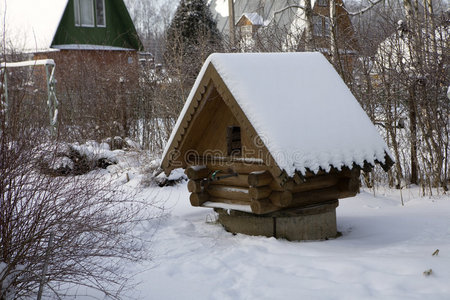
[318,0,328,6]
[74,0,95,27]
[74,0,106,27]
[227,126,242,156]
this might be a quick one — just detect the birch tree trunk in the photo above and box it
[402,0,419,185]
[304,0,314,51]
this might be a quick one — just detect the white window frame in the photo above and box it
[95,0,106,27]
[74,0,95,27]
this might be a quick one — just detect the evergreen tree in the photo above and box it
[164,0,222,89]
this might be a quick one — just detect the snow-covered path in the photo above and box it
[130,184,450,300]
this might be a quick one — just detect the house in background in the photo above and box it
[1,0,144,137]
[2,0,143,72]
[210,0,358,66]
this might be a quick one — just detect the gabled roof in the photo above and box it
[238,12,265,26]
[162,52,393,178]
[1,0,142,52]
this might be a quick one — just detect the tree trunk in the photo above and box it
[304,0,314,51]
[409,85,418,185]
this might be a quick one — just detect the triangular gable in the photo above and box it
[162,52,393,182]
[236,13,265,26]
[52,0,143,51]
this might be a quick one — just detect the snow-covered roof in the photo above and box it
[162,52,393,177]
[240,12,265,26]
[0,0,68,52]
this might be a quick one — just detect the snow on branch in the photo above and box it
[339,0,384,16]
[273,5,307,17]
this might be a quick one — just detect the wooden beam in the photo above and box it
[285,174,340,193]
[209,174,249,187]
[248,171,273,187]
[287,187,351,208]
[207,185,249,201]
[208,197,251,206]
[187,155,266,174]
[249,186,272,200]
[190,192,209,206]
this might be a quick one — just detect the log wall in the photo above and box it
[185,165,360,215]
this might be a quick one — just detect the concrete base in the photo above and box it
[215,200,339,241]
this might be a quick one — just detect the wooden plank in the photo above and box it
[185,165,210,180]
[249,186,272,200]
[250,198,280,215]
[190,192,209,207]
[248,171,273,187]
[207,185,250,201]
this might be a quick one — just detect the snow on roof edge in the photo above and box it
[52,44,137,51]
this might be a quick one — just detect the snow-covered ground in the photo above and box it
[64,149,450,300]
[90,168,448,300]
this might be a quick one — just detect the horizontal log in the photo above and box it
[248,171,273,187]
[187,155,266,174]
[209,174,249,187]
[190,192,209,207]
[287,186,357,209]
[207,185,249,201]
[187,180,206,193]
[249,186,272,200]
[269,191,293,207]
[338,170,360,193]
[185,165,210,180]
[208,197,251,206]
[250,198,280,215]
[285,174,340,193]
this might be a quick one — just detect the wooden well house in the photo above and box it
[161,52,393,240]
